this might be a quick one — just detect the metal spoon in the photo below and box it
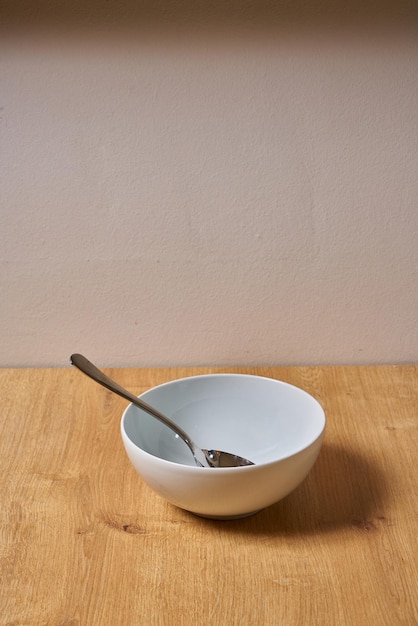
[70,354,254,468]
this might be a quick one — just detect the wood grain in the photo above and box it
[0,365,417,625]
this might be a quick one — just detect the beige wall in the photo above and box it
[1,2,418,367]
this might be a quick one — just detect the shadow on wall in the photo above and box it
[1,0,418,35]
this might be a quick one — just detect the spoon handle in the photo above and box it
[70,354,199,459]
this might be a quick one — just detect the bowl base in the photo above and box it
[190,509,261,520]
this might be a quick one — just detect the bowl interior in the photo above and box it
[122,374,325,466]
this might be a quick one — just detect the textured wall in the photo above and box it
[1,2,418,367]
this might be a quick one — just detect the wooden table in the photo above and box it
[1,365,417,625]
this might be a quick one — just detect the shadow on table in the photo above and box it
[194,441,390,536]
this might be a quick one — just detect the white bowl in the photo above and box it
[121,374,325,519]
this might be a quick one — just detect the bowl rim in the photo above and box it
[120,372,326,471]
